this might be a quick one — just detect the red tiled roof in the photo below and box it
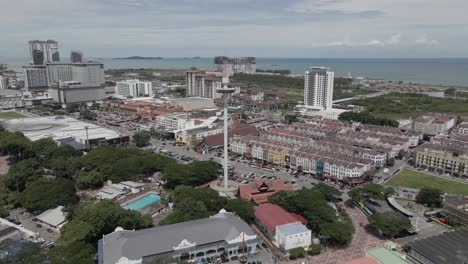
[433,115,453,124]
[203,124,259,147]
[254,203,307,233]
[238,179,293,204]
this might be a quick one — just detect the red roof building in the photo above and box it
[238,179,293,204]
[197,123,259,153]
[254,203,307,234]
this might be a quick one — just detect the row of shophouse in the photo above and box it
[230,118,419,183]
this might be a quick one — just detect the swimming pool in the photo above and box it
[123,193,161,210]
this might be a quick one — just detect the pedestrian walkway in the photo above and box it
[283,204,384,264]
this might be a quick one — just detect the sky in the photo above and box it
[1,0,468,58]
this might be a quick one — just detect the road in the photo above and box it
[150,138,300,183]
[373,158,407,184]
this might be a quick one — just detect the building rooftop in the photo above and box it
[276,222,310,236]
[0,116,123,148]
[36,206,67,229]
[407,230,468,264]
[239,179,293,204]
[254,203,307,233]
[100,211,256,264]
[367,246,407,264]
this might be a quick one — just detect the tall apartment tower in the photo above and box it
[304,67,334,109]
[29,40,60,65]
[70,51,83,63]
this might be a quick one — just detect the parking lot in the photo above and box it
[8,209,59,243]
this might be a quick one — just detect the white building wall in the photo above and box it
[304,67,334,109]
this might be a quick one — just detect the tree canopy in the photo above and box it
[416,188,443,208]
[267,188,351,245]
[368,212,411,237]
[132,131,151,147]
[162,160,220,189]
[339,112,399,127]
[79,109,97,121]
[60,200,152,246]
[21,178,79,212]
[161,186,254,225]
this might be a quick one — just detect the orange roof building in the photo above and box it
[238,179,293,204]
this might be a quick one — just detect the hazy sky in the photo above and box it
[1,0,467,58]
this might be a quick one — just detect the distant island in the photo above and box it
[114,56,163,60]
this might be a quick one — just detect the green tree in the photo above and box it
[224,199,255,223]
[74,170,105,189]
[65,104,82,113]
[285,114,298,124]
[312,183,341,202]
[307,244,321,255]
[21,178,79,212]
[162,161,219,188]
[47,241,95,264]
[416,188,443,208]
[80,109,97,121]
[0,131,33,163]
[348,188,362,202]
[368,212,411,238]
[0,239,46,264]
[59,200,152,246]
[320,222,354,245]
[133,131,151,147]
[289,247,306,260]
[6,159,43,192]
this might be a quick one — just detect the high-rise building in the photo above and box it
[28,40,60,65]
[0,76,7,90]
[186,70,223,99]
[46,63,105,87]
[115,79,153,98]
[304,67,334,109]
[70,50,83,63]
[214,56,256,76]
[23,65,49,92]
[48,81,106,104]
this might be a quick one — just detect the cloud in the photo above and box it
[0,0,464,57]
[415,35,440,46]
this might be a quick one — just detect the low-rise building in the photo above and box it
[36,206,68,231]
[238,179,293,204]
[254,203,309,251]
[0,116,129,150]
[0,90,24,109]
[457,122,468,135]
[99,210,258,264]
[406,230,468,264]
[413,114,456,135]
[443,195,468,226]
[414,138,468,177]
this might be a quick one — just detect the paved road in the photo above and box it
[284,204,384,264]
[374,158,407,184]
[8,209,59,242]
[150,139,299,183]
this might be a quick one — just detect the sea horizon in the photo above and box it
[3,57,468,87]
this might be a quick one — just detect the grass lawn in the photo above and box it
[386,169,468,195]
[0,112,25,119]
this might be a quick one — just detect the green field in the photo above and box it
[352,93,468,119]
[386,169,468,195]
[0,112,25,119]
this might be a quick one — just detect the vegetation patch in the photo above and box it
[386,169,468,195]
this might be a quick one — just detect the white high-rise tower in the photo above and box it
[304,67,334,109]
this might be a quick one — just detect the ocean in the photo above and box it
[2,57,468,86]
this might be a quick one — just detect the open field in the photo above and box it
[0,112,26,119]
[352,93,468,119]
[386,169,468,195]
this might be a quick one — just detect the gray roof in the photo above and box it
[101,211,257,264]
[277,222,310,236]
[408,230,468,264]
[36,206,67,228]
